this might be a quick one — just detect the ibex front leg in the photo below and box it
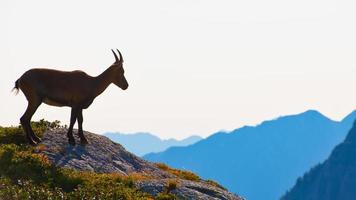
[67,107,79,145]
[77,109,88,145]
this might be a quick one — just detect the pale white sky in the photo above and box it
[1,0,356,139]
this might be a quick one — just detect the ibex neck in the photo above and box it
[93,67,114,96]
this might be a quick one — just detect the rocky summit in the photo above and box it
[39,128,243,200]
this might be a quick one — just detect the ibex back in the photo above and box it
[13,50,128,145]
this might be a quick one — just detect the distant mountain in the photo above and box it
[282,120,356,200]
[104,132,202,156]
[144,110,356,200]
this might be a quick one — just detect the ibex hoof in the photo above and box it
[33,137,42,143]
[28,139,38,146]
[68,138,76,146]
[80,138,88,145]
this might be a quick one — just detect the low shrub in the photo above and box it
[166,179,178,192]
[155,163,201,182]
[156,193,178,200]
[0,119,62,145]
[155,179,179,200]
[205,179,226,190]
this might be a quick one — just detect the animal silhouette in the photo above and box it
[13,50,128,145]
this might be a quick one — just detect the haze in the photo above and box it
[1,0,356,139]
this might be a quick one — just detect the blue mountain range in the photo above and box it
[104,132,202,156]
[144,110,356,200]
[282,120,356,200]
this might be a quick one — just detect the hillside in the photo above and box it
[144,110,356,200]
[282,120,356,200]
[0,121,242,200]
[104,132,202,156]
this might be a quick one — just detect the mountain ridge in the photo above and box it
[144,109,356,200]
[104,132,202,156]
[282,120,356,200]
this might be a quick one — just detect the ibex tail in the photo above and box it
[12,79,20,95]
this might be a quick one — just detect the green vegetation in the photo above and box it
[155,179,179,200]
[0,120,223,199]
[155,193,178,200]
[155,163,200,182]
[0,119,62,145]
[0,120,152,199]
[205,179,226,190]
[155,163,226,191]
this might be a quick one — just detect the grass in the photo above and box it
[0,119,222,199]
[205,179,226,190]
[155,179,179,200]
[166,179,178,192]
[0,120,152,199]
[0,119,62,145]
[155,163,201,182]
[155,163,226,190]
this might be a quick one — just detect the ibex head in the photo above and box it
[111,49,129,90]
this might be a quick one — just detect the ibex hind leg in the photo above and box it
[67,107,79,146]
[21,121,36,146]
[30,127,42,143]
[77,109,88,145]
[21,99,42,145]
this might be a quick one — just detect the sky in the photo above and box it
[1,0,356,139]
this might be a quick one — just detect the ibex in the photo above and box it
[13,50,128,146]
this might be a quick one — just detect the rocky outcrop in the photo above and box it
[137,178,242,200]
[41,128,170,178]
[39,128,243,200]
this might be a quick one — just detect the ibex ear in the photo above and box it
[117,49,124,63]
[111,49,119,63]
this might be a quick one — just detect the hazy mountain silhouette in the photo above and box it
[282,120,356,200]
[104,132,202,156]
[144,110,356,200]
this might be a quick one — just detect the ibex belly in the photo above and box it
[43,97,66,107]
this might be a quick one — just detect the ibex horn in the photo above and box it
[116,49,123,63]
[111,49,119,62]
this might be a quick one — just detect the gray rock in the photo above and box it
[138,179,243,200]
[39,128,243,200]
